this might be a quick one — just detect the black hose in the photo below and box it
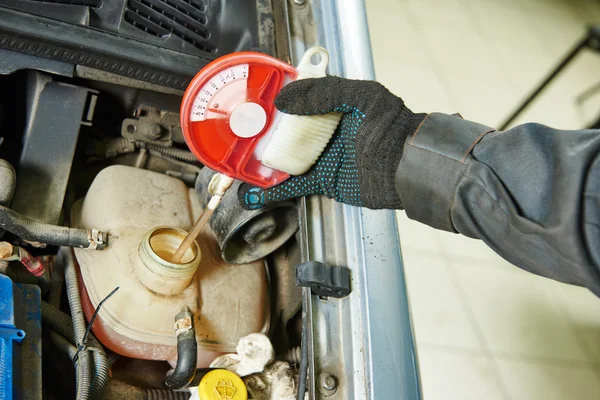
[77,353,93,400]
[41,301,75,343]
[42,301,101,348]
[49,330,92,399]
[104,380,191,400]
[45,250,86,399]
[63,248,86,345]
[48,331,88,400]
[41,300,108,400]
[50,330,77,358]
[50,331,88,398]
[63,247,110,399]
[0,205,107,249]
[296,290,309,400]
[37,269,52,294]
[51,333,89,400]
[164,308,197,390]
[144,143,199,164]
[41,301,106,353]
[40,300,91,400]
[91,350,110,400]
[144,388,191,400]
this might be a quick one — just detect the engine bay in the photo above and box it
[0,35,304,400]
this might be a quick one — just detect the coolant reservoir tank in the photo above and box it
[71,165,269,366]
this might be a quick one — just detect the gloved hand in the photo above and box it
[238,76,426,210]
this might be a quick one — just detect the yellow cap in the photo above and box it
[198,369,248,400]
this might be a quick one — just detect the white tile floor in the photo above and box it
[365,0,600,398]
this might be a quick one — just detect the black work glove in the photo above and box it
[238,76,426,210]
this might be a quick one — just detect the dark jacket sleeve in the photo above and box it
[395,113,600,296]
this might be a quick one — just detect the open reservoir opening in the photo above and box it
[137,226,201,296]
[149,227,196,264]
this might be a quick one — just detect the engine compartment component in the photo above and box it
[0,242,48,280]
[0,0,267,91]
[72,165,270,365]
[197,167,298,264]
[122,104,184,147]
[296,261,351,299]
[58,246,110,400]
[137,227,201,296]
[0,2,305,394]
[210,333,274,377]
[197,369,248,400]
[207,333,297,400]
[0,0,258,58]
[170,172,234,265]
[11,72,97,225]
[165,307,198,390]
[0,203,107,250]
[0,273,41,400]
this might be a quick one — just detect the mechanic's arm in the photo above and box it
[238,77,600,296]
[398,112,600,296]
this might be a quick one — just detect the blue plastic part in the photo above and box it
[16,283,42,400]
[0,274,41,400]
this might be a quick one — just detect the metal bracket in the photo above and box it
[121,105,182,146]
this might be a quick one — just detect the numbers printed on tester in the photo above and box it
[190,64,249,121]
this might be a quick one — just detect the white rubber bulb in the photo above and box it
[260,47,343,176]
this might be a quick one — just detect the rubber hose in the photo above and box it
[144,144,199,164]
[50,332,84,398]
[296,290,309,400]
[164,309,197,390]
[45,253,85,397]
[104,380,191,400]
[69,351,91,400]
[41,301,104,351]
[49,331,90,400]
[41,301,75,343]
[59,247,86,346]
[40,301,91,400]
[144,388,191,400]
[165,328,197,389]
[91,350,110,400]
[0,205,105,249]
[42,300,108,400]
[63,247,109,399]
[63,248,86,343]
[50,330,77,358]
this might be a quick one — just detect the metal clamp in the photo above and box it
[87,229,107,250]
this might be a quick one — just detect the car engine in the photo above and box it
[0,1,305,398]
